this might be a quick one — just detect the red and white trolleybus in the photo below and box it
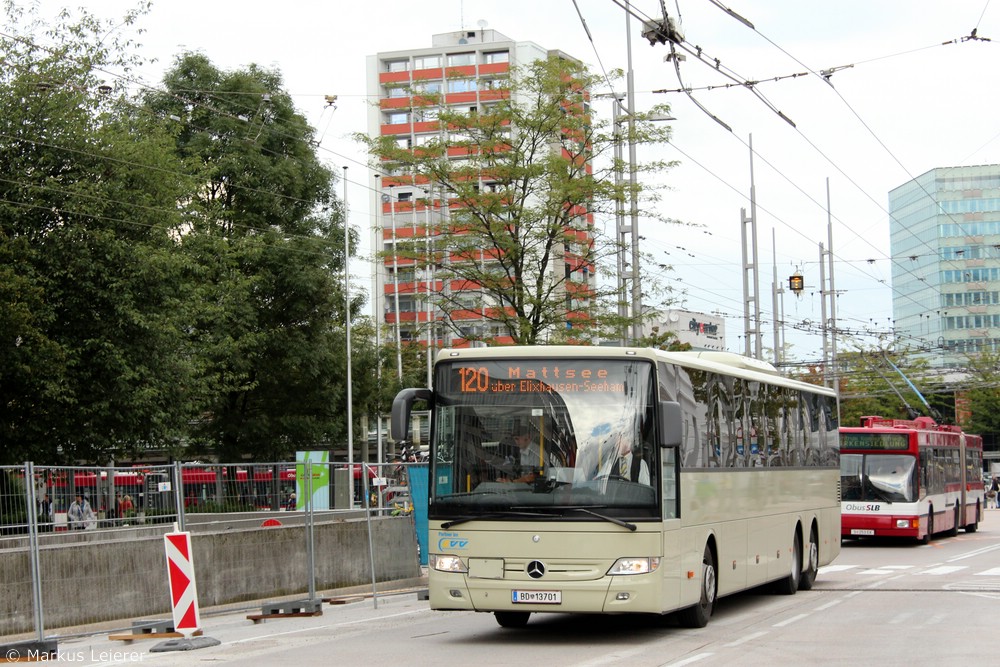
[840,415,985,542]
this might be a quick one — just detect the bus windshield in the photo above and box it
[841,453,917,503]
[429,358,658,518]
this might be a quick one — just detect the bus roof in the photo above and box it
[434,346,836,397]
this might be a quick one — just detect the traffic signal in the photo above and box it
[788,272,804,295]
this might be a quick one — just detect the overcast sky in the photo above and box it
[12,0,999,360]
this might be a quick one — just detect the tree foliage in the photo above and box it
[143,53,356,462]
[357,55,677,345]
[0,2,197,464]
[1,4,367,464]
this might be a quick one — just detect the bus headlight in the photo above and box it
[429,554,468,573]
[607,557,660,575]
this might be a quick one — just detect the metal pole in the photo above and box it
[344,166,354,469]
[374,176,385,467]
[611,95,627,346]
[389,186,403,382]
[306,460,316,601]
[826,178,838,388]
[626,3,642,342]
[819,241,828,384]
[772,229,781,366]
[173,461,186,532]
[25,461,45,640]
[424,187,433,388]
[363,462,378,609]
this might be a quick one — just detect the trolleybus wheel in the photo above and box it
[494,611,530,628]
[773,531,802,595]
[946,505,959,537]
[798,525,819,591]
[677,544,716,628]
[965,504,979,533]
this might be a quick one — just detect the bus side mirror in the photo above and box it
[659,401,682,447]
[391,388,433,443]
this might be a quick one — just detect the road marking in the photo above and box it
[724,630,768,647]
[814,598,842,611]
[772,613,809,628]
[975,567,1000,576]
[819,564,855,573]
[947,543,1000,562]
[663,653,714,666]
[918,566,966,575]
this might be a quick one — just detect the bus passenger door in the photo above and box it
[661,445,682,611]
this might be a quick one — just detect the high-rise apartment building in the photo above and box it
[365,29,593,352]
[889,165,1000,367]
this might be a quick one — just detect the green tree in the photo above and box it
[0,3,199,464]
[837,347,943,426]
[956,350,1000,453]
[144,53,357,462]
[357,55,676,345]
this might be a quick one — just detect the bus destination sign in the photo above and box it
[454,364,625,395]
[840,432,910,451]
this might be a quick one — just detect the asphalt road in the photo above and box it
[32,507,1000,666]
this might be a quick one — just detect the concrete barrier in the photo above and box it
[0,514,420,636]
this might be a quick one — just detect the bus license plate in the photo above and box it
[851,529,875,536]
[512,590,561,604]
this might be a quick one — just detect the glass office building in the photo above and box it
[890,165,1000,367]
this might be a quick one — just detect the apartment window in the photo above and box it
[414,108,439,122]
[415,81,442,95]
[397,192,413,202]
[480,77,507,90]
[387,111,409,124]
[448,79,477,93]
[414,55,441,69]
[414,134,437,146]
[394,136,412,149]
[385,59,409,73]
[447,52,475,66]
[386,86,408,98]
[483,50,510,64]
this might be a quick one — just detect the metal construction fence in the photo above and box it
[0,460,425,643]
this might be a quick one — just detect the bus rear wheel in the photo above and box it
[773,532,802,595]
[798,525,819,591]
[494,611,530,628]
[677,544,716,628]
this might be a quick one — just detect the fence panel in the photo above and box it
[0,461,422,641]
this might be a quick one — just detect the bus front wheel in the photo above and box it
[495,611,530,628]
[677,544,716,628]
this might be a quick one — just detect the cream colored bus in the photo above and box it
[391,346,840,628]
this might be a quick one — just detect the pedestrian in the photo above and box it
[990,477,999,509]
[67,493,95,530]
[38,493,52,531]
[118,494,134,520]
[285,492,297,511]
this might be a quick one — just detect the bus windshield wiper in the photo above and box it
[519,505,638,531]
[441,510,561,529]
[567,507,637,531]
